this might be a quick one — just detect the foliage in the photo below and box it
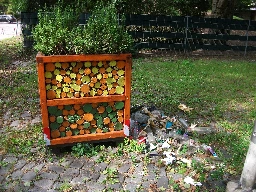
[0,0,9,14]
[33,2,133,55]
[32,4,81,55]
[73,3,133,54]
[9,0,87,12]
[102,168,119,184]
[173,0,210,16]
[118,138,146,153]
[71,143,103,157]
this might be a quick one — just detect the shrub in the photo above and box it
[32,2,133,55]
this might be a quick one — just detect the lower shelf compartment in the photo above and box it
[44,130,126,145]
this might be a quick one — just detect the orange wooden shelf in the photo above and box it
[50,131,126,145]
[46,95,127,106]
[36,53,132,145]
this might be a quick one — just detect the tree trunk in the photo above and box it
[211,0,235,19]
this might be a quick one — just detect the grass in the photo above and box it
[0,37,256,191]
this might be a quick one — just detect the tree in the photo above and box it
[0,0,9,14]
[211,0,235,19]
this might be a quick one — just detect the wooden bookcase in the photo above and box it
[36,53,132,145]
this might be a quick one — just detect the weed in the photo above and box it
[118,138,146,154]
[0,161,8,167]
[180,144,188,155]
[102,168,119,185]
[59,181,72,192]
[71,143,103,157]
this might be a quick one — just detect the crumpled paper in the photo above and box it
[184,176,202,186]
[162,151,176,165]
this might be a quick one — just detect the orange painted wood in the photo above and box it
[36,53,132,145]
[37,63,49,128]
[46,95,126,106]
[50,130,125,145]
[36,52,132,63]
[124,55,132,121]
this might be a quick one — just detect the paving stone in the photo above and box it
[22,170,37,181]
[21,111,31,120]
[140,180,154,192]
[123,182,140,192]
[69,159,84,169]
[107,183,123,191]
[107,162,119,170]
[90,172,100,181]
[28,186,44,192]
[40,172,59,180]
[97,172,108,183]
[80,169,94,181]
[118,163,132,174]
[60,167,80,181]
[10,120,22,128]
[158,167,166,177]
[0,175,5,183]
[3,110,11,120]
[21,162,36,172]
[12,182,30,192]
[31,116,41,125]
[90,154,101,162]
[1,181,17,190]
[82,160,95,170]
[47,165,65,173]
[171,173,183,181]
[71,176,86,185]
[11,170,24,179]
[59,158,74,168]
[117,173,125,183]
[123,163,144,192]
[0,164,13,176]
[34,179,54,190]
[86,181,105,192]
[157,176,169,189]
[14,159,27,170]
[143,171,157,183]
[94,162,108,172]
[46,189,58,192]
[3,155,18,163]
[52,181,63,190]
[33,164,45,172]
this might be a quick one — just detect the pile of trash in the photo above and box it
[129,104,220,186]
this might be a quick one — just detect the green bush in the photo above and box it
[32,2,133,55]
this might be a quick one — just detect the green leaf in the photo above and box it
[55,62,61,68]
[48,106,58,115]
[56,75,63,82]
[116,86,124,94]
[92,67,99,74]
[45,71,52,79]
[115,101,124,109]
[109,61,116,67]
[50,122,59,130]
[56,116,64,124]
[84,62,91,67]
[83,104,92,112]
[54,69,60,75]
[83,122,91,129]
[115,122,123,131]
[81,76,90,83]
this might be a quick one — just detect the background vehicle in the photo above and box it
[0,15,16,23]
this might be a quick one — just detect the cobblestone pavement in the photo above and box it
[0,148,172,192]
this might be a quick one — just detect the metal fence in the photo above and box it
[21,12,256,55]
